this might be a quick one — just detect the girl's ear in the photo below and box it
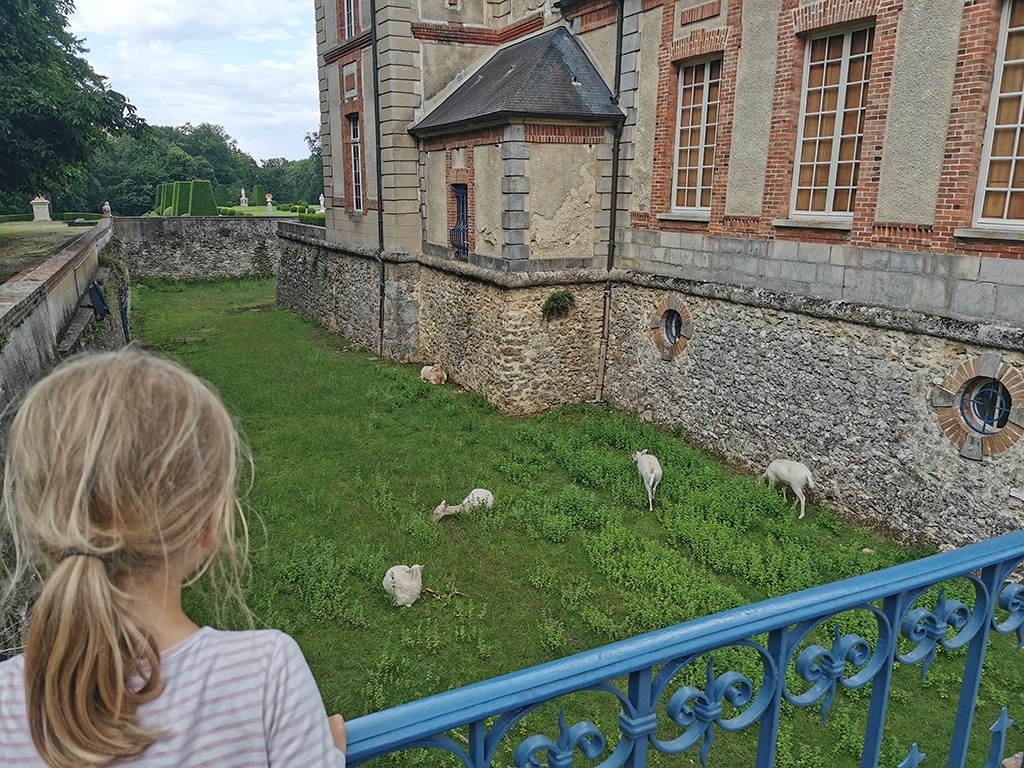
[199,518,214,550]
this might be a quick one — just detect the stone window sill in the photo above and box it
[657,210,711,223]
[772,218,852,231]
[953,227,1024,243]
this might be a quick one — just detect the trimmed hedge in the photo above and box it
[214,183,233,207]
[0,213,33,223]
[61,212,102,221]
[251,184,265,205]
[298,213,326,226]
[188,180,218,216]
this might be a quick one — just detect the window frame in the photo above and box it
[344,0,356,39]
[789,24,875,222]
[670,56,722,213]
[449,184,469,260]
[348,113,363,212]
[975,0,1024,230]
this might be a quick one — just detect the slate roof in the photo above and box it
[409,27,624,136]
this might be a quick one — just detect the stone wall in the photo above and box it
[112,217,282,279]
[605,278,1023,547]
[0,220,113,410]
[276,230,1024,549]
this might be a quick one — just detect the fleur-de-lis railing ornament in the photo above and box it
[789,624,872,723]
[513,709,606,768]
[995,582,1024,651]
[984,707,1014,768]
[898,743,926,767]
[660,655,757,768]
[899,587,974,679]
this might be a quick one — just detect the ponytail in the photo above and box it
[24,556,162,767]
[1,348,249,768]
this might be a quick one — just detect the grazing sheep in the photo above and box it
[632,450,662,512]
[762,459,815,519]
[432,488,494,521]
[420,363,447,385]
[382,564,424,607]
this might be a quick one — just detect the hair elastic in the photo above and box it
[63,548,111,565]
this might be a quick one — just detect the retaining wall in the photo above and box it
[113,216,286,279]
[0,220,112,410]
[276,226,1024,549]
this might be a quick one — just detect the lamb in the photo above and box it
[382,564,424,607]
[432,488,494,522]
[420,363,447,385]
[632,450,663,512]
[761,459,815,519]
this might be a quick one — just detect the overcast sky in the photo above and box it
[68,1,320,162]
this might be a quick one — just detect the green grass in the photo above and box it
[225,205,299,217]
[0,220,82,284]
[133,278,1024,767]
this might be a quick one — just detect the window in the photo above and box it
[792,27,874,219]
[672,58,721,211]
[348,114,363,212]
[960,377,1012,435]
[344,0,356,38]
[450,184,469,260]
[977,0,1024,227]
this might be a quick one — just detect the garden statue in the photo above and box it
[318,193,326,213]
[240,187,248,206]
[102,201,111,217]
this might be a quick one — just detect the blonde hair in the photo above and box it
[0,347,250,768]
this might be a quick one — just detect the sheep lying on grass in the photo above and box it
[432,488,494,521]
[420,363,447,385]
[632,450,662,512]
[762,459,815,519]
[382,564,424,607]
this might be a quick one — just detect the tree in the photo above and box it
[0,0,142,195]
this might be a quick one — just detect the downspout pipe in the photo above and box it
[370,0,386,356]
[594,0,624,403]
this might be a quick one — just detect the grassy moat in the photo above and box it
[134,277,1023,767]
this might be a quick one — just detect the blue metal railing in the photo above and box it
[346,530,1024,767]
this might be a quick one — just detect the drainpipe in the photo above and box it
[594,0,624,403]
[370,0,386,356]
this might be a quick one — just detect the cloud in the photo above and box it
[68,1,320,160]
[70,0,308,44]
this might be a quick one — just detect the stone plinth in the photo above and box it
[31,196,51,222]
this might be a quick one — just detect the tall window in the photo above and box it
[348,114,363,212]
[978,0,1024,227]
[672,58,721,211]
[450,185,469,260]
[792,26,874,218]
[344,0,356,38]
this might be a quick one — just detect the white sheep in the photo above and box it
[420,363,447,385]
[382,564,424,607]
[632,450,662,512]
[432,488,494,522]
[761,459,815,519]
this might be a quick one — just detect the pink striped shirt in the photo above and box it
[0,627,346,767]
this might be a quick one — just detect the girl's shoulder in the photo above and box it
[0,653,25,689]
[163,627,304,671]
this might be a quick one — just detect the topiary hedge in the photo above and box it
[298,213,326,226]
[188,180,218,216]
[251,184,265,206]
[0,213,33,223]
[61,212,103,221]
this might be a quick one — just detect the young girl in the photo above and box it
[0,348,347,767]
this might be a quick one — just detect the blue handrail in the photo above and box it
[346,529,1024,767]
